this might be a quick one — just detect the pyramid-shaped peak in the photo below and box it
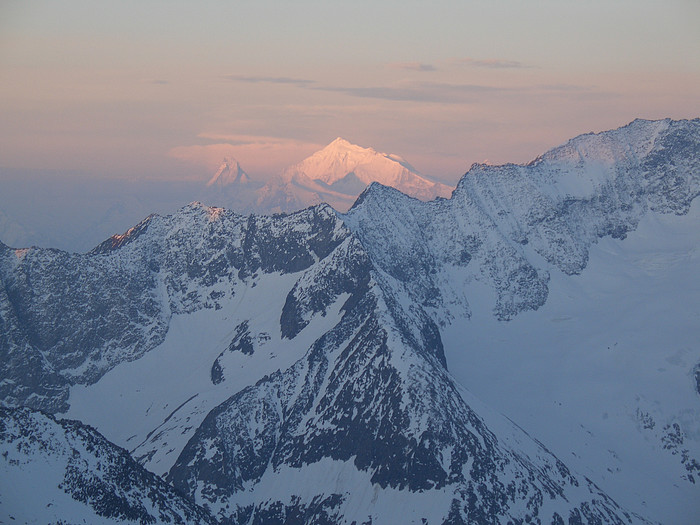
[281,138,453,202]
[216,157,245,175]
[221,156,241,168]
[322,137,372,152]
[206,157,250,188]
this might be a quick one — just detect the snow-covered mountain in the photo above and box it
[197,158,264,213]
[206,157,251,188]
[0,406,215,524]
[0,205,635,524]
[261,137,453,212]
[1,118,698,524]
[341,118,700,522]
[201,139,453,214]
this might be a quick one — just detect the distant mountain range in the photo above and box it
[1,118,699,524]
[206,157,252,189]
[199,137,453,214]
[0,139,452,253]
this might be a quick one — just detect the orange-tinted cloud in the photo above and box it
[314,81,504,103]
[169,134,324,179]
[455,57,533,69]
[387,62,437,72]
[222,75,314,86]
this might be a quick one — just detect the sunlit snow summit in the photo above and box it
[200,138,454,214]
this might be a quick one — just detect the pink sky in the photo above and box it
[1,1,699,184]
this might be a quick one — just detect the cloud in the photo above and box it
[536,84,592,92]
[304,78,616,110]
[387,62,437,72]
[456,58,533,69]
[194,133,303,146]
[150,79,169,85]
[314,81,505,104]
[169,134,323,178]
[222,74,314,86]
[528,84,620,101]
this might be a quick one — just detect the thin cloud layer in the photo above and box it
[456,57,533,69]
[2,0,697,192]
[217,69,603,107]
[222,75,314,86]
[315,81,505,104]
[169,134,323,178]
[387,62,437,72]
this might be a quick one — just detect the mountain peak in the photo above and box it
[198,139,453,215]
[284,139,452,202]
[318,137,374,157]
[206,157,250,188]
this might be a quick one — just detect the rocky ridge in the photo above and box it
[0,406,215,524]
[0,118,698,523]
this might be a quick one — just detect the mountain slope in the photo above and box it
[439,197,700,523]
[281,137,452,199]
[0,204,638,524]
[165,251,635,524]
[198,157,264,213]
[344,118,699,322]
[0,406,214,524]
[0,204,347,413]
[201,138,453,214]
[0,118,698,524]
[341,117,700,522]
[206,157,251,188]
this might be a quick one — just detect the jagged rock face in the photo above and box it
[344,185,549,322]
[0,241,165,413]
[0,276,70,413]
[344,118,700,322]
[0,118,698,524]
[167,252,632,524]
[0,204,348,412]
[0,406,215,524]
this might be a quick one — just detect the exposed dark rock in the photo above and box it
[0,406,215,524]
[0,203,349,412]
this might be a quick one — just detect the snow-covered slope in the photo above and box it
[206,157,251,188]
[440,198,700,523]
[341,117,700,523]
[0,204,347,414]
[200,139,453,215]
[197,157,264,213]
[344,118,699,321]
[280,137,452,201]
[166,262,634,524]
[0,406,214,524]
[0,203,637,523]
[0,118,698,524]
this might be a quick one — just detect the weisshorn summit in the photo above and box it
[200,137,453,214]
[1,118,699,524]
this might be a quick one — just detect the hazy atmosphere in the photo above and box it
[1,0,699,250]
[2,3,700,524]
